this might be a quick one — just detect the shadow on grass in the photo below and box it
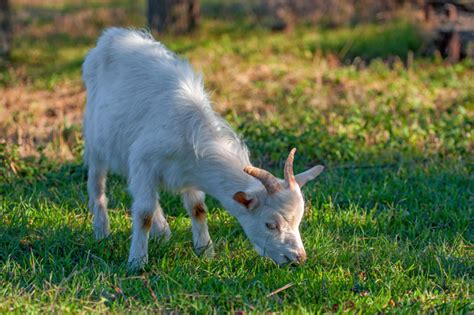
[1,157,251,266]
[0,221,187,272]
[2,154,472,255]
[1,160,191,272]
[0,150,472,313]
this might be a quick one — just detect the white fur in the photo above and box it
[83,28,321,268]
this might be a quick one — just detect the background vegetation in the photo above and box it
[1,0,472,313]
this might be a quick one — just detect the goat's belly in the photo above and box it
[85,127,130,175]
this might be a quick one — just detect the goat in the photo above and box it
[82,28,324,269]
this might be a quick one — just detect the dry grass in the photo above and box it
[1,0,472,161]
[0,83,84,158]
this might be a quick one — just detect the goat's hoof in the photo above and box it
[127,256,148,271]
[150,226,171,242]
[195,242,215,258]
[94,225,110,240]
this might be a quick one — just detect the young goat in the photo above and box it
[82,28,324,269]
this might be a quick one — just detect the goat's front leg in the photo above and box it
[128,200,156,269]
[128,171,162,269]
[182,190,214,257]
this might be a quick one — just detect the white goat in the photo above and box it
[82,28,324,269]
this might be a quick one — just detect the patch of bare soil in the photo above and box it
[0,83,85,159]
[14,3,134,40]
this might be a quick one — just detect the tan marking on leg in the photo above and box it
[142,213,153,231]
[192,203,207,222]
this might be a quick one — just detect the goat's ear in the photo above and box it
[295,165,324,187]
[233,191,258,210]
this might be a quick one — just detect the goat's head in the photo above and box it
[233,148,324,265]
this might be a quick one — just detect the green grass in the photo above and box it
[1,0,474,313]
[312,21,424,60]
[1,145,472,313]
[1,74,473,312]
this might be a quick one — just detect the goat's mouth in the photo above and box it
[257,244,299,266]
[272,254,294,266]
[279,254,302,267]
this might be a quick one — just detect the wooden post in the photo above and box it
[147,0,200,34]
[148,0,167,33]
[424,3,435,22]
[445,3,460,62]
[188,0,200,31]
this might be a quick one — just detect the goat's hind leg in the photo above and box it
[87,165,110,239]
[149,199,171,241]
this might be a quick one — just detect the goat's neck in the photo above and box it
[193,155,260,217]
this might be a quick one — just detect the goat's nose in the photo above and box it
[296,249,307,263]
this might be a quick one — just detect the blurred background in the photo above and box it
[1,3,472,312]
[0,0,472,164]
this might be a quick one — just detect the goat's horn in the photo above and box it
[244,166,282,194]
[284,148,297,188]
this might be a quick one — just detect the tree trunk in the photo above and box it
[147,0,200,34]
[0,0,11,61]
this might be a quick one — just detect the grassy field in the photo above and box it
[1,0,473,313]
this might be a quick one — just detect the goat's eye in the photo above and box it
[265,223,277,230]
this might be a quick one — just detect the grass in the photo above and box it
[1,0,473,313]
[1,147,472,313]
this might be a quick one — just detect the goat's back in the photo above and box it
[82,28,244,179]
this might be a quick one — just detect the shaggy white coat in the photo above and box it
[83,28,323,268]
